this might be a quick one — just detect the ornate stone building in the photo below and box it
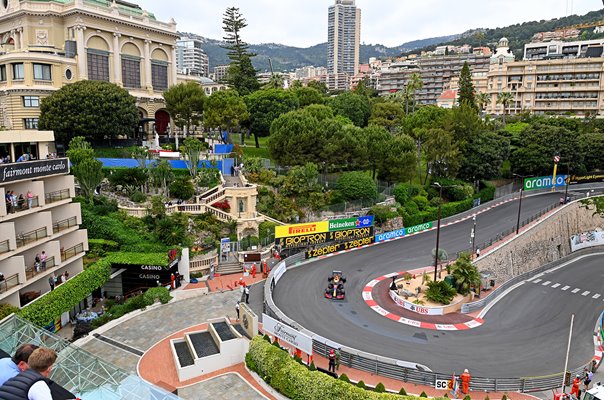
[0,0,179,135]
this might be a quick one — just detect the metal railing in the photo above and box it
[52,216,77,233]
[16,227,47,248]
[0,273,19,294]
[0,239,9,255]
[45,189,70,204]
[61,243,84,262]
[25,256,56,280]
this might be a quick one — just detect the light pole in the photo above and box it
[432,182,443,282]
[513,173,527,235]
[471,215,477,257]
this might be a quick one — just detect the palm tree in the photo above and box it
[497,91,514,124]
[450,253,481,295]
[476,92,490,114]
[406,73,423,113]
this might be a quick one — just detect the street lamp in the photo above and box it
[512,173,527,235]
[471,215,477,257]
[432,182,443,282]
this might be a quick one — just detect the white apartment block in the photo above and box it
[0,131,88,309]
[327,0,360,76]
[176,37,209,77]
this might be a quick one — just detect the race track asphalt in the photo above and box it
[273,192,603,377]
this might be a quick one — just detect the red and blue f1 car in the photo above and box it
[325,270,346,300]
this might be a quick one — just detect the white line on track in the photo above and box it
[552,283,561,288]
[562,286,570,291]
[542,281,551,286]
[582,291,591,296]
[572,288,581,293]
[593,294,601,299]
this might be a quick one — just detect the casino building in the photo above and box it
[0,130,88,308]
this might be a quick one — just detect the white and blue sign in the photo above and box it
[375,228,406,243]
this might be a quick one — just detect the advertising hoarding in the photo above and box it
[305,235,375,259]
[570,229,604,252]
[262,313,313,354]
[567,172,604,185]
[523,175,567,191]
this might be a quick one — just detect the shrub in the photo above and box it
[338,373,350,383]
[169,176,195,200]
[212,199,231,212]
[130,190,146,203]
[0,304,19,321]
[424,280,457,305]
[368,205,398,224]
[420,391,428,397]
[399,387,407,395]
[107,167,147,189]
[308,361,316,371]
[374,382,386,393]
[245,352,257,372]
[356,380,366,389]
[463,395,471,400]
[143,287,172,305]
[393,183,422,205]
[335,172,377,201]
[411,195,429,211]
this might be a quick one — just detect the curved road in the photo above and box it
[273,192,603,377]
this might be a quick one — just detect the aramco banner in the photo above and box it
[523,175,567,191]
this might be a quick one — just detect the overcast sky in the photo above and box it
[140,0,601,47]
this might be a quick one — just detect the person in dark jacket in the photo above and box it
[0,347,56,400]
[0,343,39,386]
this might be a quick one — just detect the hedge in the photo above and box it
[104,252,169,266]
[246,335,431,400]
[19,259,112,327]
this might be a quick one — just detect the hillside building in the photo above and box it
[327,0,361,76]
[176,36,209,77]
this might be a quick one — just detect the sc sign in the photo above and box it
[435,379,449,389]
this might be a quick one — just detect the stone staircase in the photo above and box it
[216,262,243,275]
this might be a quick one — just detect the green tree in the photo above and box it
[323,123,366,171]
[221,7,259,95]
[204,90,249,140]
[450,253,481,295]
[67,137,103,204]
[368,102,405,132]
[458,61,476,110]
[353,76,378,98]
[363,124,391,179]
[245,89,299,140]
[328,92,371,127]
[476,92,490,113]
[268,109,326,166]
[182,137,205,178]
[281,163,322,198]
[424,128,460,179]
[307,80,328,95]
[336,172,377,201]
[578,131,604,172]
[262,73,284,90]
[169,176,195,200]
[291,86,324,107]
[38,80,138,144]
[405,72,423,113]
[377,134,417,184]
[459,131,510,181]
[148,160,173,197]
[497,92,514,124]
[163,82,206,145]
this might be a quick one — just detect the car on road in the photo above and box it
[325,270,346,300]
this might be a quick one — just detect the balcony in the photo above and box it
[61,243,84,262]
[53,216,77,234]
[45,189,70,204]
[0,273,20,294]
[0,239,8,255]
[5,196,39,214]
[24,256,55,280]
[16,227,48,248]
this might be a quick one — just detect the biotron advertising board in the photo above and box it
[274,216,375,258]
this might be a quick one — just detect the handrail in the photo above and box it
[0,273,19,294]
[53,216,77,233]
[16,227,47,248]
[61,243,84,262]
[25,256,56,280]
[45,189,70,204]
[0,239,9,254]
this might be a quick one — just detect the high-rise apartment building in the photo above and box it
[327,0,361,76]
[176,37,209,77]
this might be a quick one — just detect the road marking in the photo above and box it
[542,281,551,286]
[552,283,561,288]
[527,276,537,282]
[593,294,601,299]
[582,291,591,296]
[562,286,570,291]
[572,288,581,293]
[533,278,542,284]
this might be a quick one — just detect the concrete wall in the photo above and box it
[475,199,604,283]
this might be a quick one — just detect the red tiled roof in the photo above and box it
[438,89,457,100]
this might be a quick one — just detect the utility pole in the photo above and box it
[561,314,575,394]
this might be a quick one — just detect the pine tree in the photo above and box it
[221,7,259,95]
[458,61,477,111]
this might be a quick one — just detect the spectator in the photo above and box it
[40,252,47,269]
[5,192,12,214]
[0,347,57,400]
[0,343,39,386]
[34,254,41,272]
[27,191,33,209]
[17,194,25,210]
[48,274,55,291]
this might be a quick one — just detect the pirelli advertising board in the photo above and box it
[275,216,374,256]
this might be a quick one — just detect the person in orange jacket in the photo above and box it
[571,375,581,398]
[460,369,471,394]
[251,263,257,278]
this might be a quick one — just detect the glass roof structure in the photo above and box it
[0,314,180,400]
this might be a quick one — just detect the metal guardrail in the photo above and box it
[16,227,47,248]
[61,243,84,262]
[53,216,77,233]
[45,189,70,204]
[263,194,604,393]
[0,273,19,294]
[0,239,9,254]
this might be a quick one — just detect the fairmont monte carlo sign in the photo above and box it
[0,158,69,183]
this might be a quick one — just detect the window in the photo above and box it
[121,57,141,88]
[0,65,5,82]
[33,63,52,80]
[151,62,168,91]
[87,51,109,82]
[23,96,40,107]
[12,63,24,80]
[23,118,39,129]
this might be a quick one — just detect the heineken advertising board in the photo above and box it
[523,175,567,191]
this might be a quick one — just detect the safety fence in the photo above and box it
[263,192,604,392]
